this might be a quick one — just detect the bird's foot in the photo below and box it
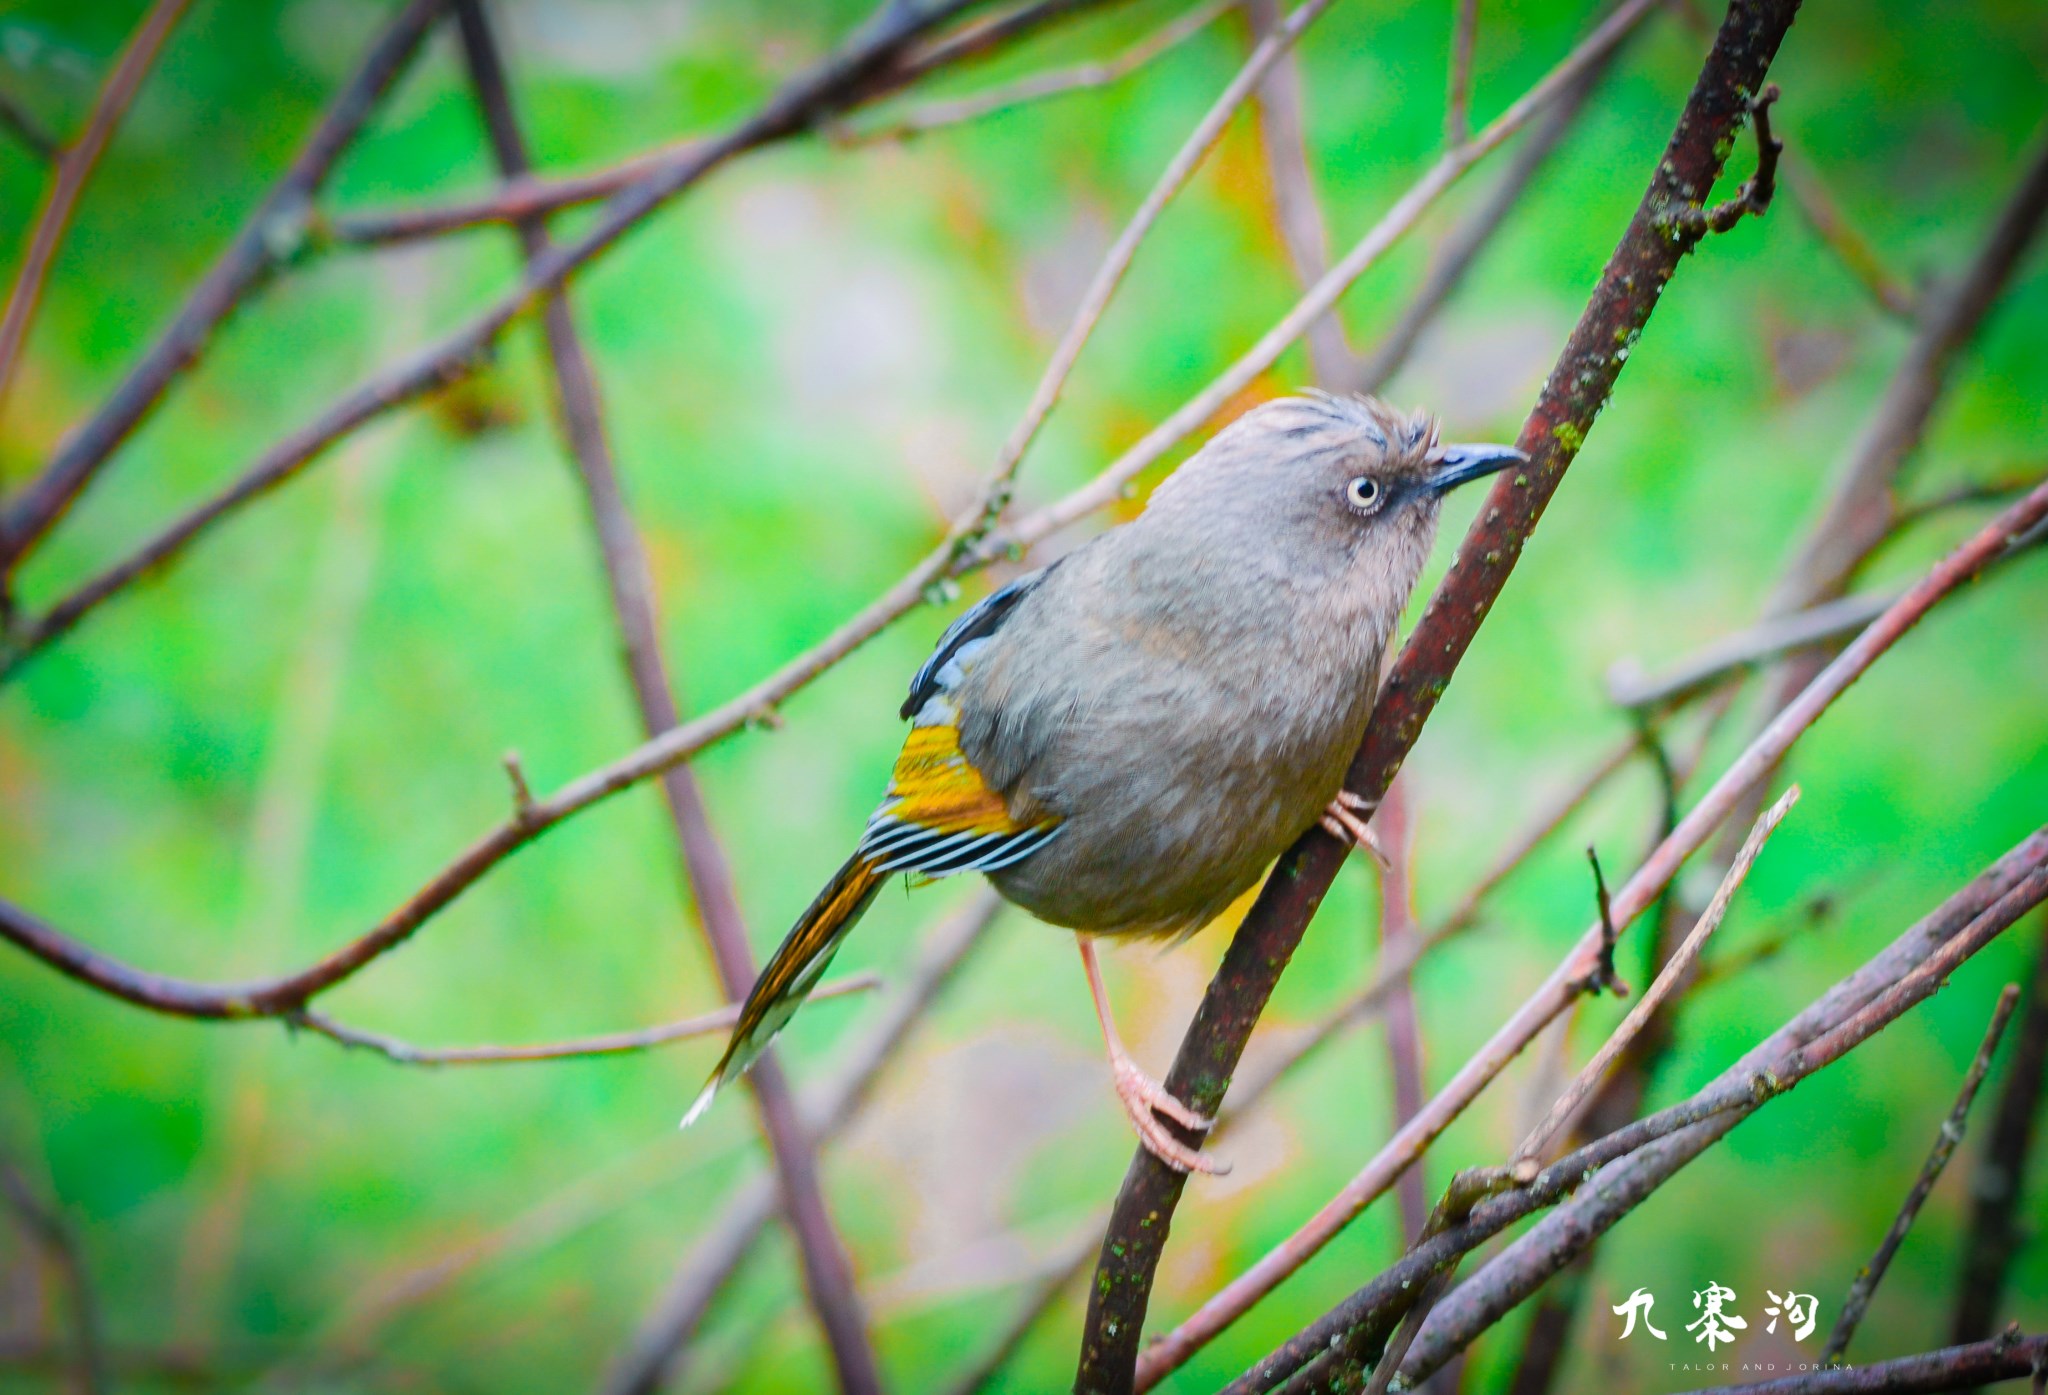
[1109,1046,1228,1176]
[1320,790,1390,871]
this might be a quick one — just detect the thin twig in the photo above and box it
[0,0,191,419]
[1346,17,1621,395]
[0,1152,106,1395]
[1374,778,1433,1242]
[1517,786,1800,1163]
[1771,125,2048,610]
[1657,83,1780,239]
[0,0,445,573]
[1126,473,2048,1389]
[1780,154,1919,320]
[1820,983,2024,1363]
[451,3,880,1385]
[1445,0,1479,147]
[1243,0,1358,385]
[1952,913,2048,1343]
[291,973,881,1066]
[0,85,60,161]
[837,0,1232,144]
[1610,484,2047,711]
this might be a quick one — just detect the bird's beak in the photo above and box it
[1428,443,1528,495]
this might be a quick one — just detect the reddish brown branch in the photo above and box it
[1952,912,2048,1343]
[451,3,880,1385]
[1075,3,1803,1387]
[0,0,191,419]
[0,0,446,574]
[1820,983,2021,1364]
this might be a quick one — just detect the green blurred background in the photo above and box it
[1,0,2044,1390]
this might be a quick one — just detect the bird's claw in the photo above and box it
[1111,1051,1228,1175]
[1320,790,1390,871]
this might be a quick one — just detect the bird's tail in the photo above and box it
[681,854,885,1129]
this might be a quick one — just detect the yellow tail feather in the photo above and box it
[680,855,884,1129]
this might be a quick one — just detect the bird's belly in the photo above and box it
[988,707,1359,940]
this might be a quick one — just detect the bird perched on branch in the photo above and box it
[684,393,1523,1172]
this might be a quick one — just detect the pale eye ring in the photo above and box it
[1346,475,1384,512]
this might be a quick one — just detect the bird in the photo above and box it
[682,392,1524,1172]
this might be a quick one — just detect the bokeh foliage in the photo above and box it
[0,0,2044,1390]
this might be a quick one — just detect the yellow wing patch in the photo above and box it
[860,722,1061,877]
[885,723,1025,835]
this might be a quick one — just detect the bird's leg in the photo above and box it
[1320,788,1390,870]
[1077,938,1226,1176]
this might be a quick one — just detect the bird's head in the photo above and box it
[1144,392,1526,600]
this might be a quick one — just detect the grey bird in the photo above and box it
[683,393,1524,1171]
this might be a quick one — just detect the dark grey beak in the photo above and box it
[1429,443,1527,495]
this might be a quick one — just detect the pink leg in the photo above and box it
[1079,938,1226,1176]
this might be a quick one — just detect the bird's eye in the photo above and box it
[1346,475,1384,512]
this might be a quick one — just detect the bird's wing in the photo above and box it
[870,572,1064,877]
[900,563,1060,719]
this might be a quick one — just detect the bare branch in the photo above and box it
[0,0,445,573]
[1243,0,1358,385]
[1445,0,1479,147]
[1517,785,1799,1164]
[0,0,191,417]
[1081,3,1803,1384]
[451,2,880,1384]
[837,0,1233,144]
[290,972,881,1067]
[1820,982,2021,1363]
[1952,912,2048,1343]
